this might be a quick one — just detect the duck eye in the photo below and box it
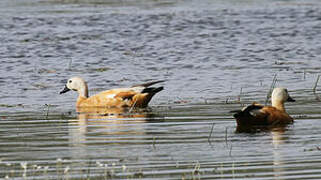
[69,80,72,83]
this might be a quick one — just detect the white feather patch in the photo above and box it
[131,86,145,93]
[106,94,116,99]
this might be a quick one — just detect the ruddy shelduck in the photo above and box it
[232,88,295,126]
[60,77,164,108]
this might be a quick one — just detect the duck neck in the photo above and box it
[76,87,88,107]
[78,81,88,98]
[272,101,285,112]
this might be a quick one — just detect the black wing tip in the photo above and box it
[231,110,242,118]
[132,80,166,88]
[155,86,164,93]
[231,104,264,119]
[244,104,263,112]
[142,86,164,94]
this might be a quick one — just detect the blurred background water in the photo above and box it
[1,0,321,179]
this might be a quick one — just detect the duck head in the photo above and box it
[60,77,88,98]
[271,87,295,105]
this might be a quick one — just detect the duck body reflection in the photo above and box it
[67,106,163,177]
[72,107,163,137]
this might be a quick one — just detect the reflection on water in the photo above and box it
[272,129,286,180]
[68,107,158,178]
[235,124,290,133]
[1,103,321,179]
[71,107,156,140]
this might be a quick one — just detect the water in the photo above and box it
[1,0,321,179]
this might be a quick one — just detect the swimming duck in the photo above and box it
[60,77,164,108]
[232,88,295,126]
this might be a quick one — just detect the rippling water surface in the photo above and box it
[1,0,321,179]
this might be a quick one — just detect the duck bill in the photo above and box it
[287,95,295,102]
[60,86,70,94]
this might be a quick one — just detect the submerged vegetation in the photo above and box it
[0,158,268,179]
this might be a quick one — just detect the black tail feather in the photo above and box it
[142,87,164,94]
[231,104,263,119]
[230,110,243,118]
[132,80,165,88]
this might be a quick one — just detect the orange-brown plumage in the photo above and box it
[262,106,293,125]
[234,105,293,127]
[232,88,295,127]
[60,77,164,108]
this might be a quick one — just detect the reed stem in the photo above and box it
[265,74,277,105]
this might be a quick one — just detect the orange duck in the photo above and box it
[232,88,295,127]
[60,77,164,108]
